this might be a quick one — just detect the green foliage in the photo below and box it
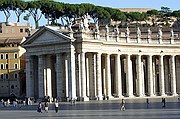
[172,10,180,18]
[160,6,171,14]
[23,14,30,21]
[147,9,162,16]
[0,0,179,28]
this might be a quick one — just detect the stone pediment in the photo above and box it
[22,26,71,47]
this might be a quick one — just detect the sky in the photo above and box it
[0,0,179,28]
[57,0,179,10]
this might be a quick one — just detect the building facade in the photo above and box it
[23,25,180,101]
[0,22,35,97]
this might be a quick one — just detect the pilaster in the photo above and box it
[38,55,45,98]
[56,53,63,98]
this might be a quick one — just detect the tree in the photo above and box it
[0,0,13,23]
[78,3,95,16]
[105,8,126,21]
[26,0,42,28]
[12,0,27,22]
[160,6,171,14]
[23,14,30,22]
[91,6,110,23]
[61,3,78,26]
[172,10,180,18]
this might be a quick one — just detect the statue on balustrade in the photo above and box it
[95,21,99,33]
[137,27,141,38]
[82,13,90,32]
[105,25,109,34]
[148,28,152,39]
[158,28,163,39]
[114,25,119,35]
[68,22,73,32]
[125,27,130,37]
[79,20,84,32]
[170,29,174,38]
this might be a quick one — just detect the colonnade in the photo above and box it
[26,51,179,101]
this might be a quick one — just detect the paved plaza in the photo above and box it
[0,97,180,119]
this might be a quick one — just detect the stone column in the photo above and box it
[93,53,97,98]
[137,55,143,96]
[86,55,90,97]
[164,57,169,93]
[170,55,177,96]
[38,55,45,98]
[77,53,81,98]
[102,64,106,96]
[56,53,63,98]
[67,51,76,100]
[152,57,156,95]
[159,55,165,96]
[147,55,154,96]
[46,55,52,98]
[97,53,103,100]
[126,54,134,97]
[26,55,34,97]
[65,56,69,98]
[141,61,145,96]
[106,54,112,98]
[80,52,88,101]
[115,54,123,97]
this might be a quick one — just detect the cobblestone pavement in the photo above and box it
[0,97,180,119]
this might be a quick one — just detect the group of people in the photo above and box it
[37,100,59,113]
[119,97,180,111]
[1,99,10,107]
[1,97,35,108]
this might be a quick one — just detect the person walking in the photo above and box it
[54,101,59,113]
[37,102,42,113]
[162,98,166,107]
[146,98,149,108]
[44,101,49,113]
[120,99,125,111]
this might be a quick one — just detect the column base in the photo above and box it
[160,94,167,97]
[81,96,89,101]
[117,95,124,99]
[127,95,134,98]
[149,94,156,97]
[106,95,114,100]
[96,96,103,101]
[138,94,146,97]
[171,93,178,96]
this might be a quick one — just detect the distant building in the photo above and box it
[0,22,36,97]
[119,8,154,13]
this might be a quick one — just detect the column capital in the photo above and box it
[106,53,111,56]
[96,52,102,55]
[116,53,121,56]
[170,55,176,57]
[148,55,153,57]
[159,54,164,57]
[136,54,142,57]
